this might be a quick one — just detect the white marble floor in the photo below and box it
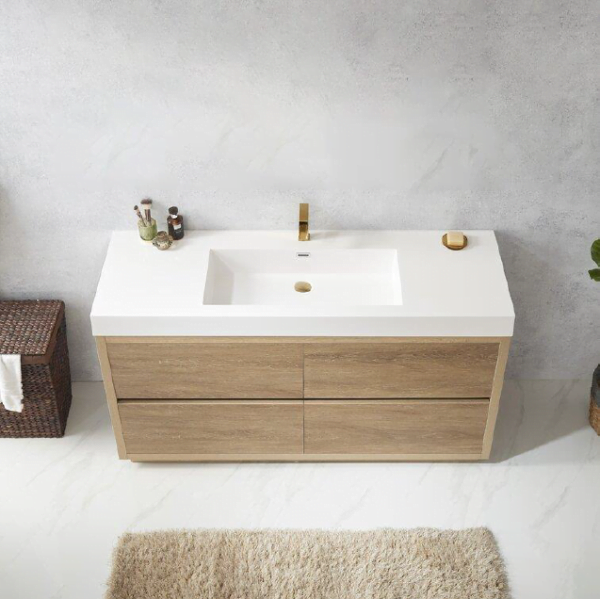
[1,381,599,599]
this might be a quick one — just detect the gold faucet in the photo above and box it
[298,203,310,241]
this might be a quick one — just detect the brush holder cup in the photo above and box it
[138,219,157,242]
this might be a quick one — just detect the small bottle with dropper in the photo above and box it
[167,206,184,240]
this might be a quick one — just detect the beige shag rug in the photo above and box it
[106,528,509,599]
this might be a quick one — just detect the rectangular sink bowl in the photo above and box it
[203,249,402,306]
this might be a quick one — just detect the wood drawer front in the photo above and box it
[119,400,303,454]
[304,343,499,398]
[108,343,303,399]
[304,400,489,454]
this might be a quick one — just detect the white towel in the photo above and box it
[0,355,24,413]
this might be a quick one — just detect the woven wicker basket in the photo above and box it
[0,300,72,438]
[590,365,600,436]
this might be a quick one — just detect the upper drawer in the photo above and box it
[304,342,499,398]
[107,342,303,399]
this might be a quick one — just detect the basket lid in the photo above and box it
[0,301,64,357]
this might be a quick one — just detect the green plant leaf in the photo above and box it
[592,239,600,267]
[590,268,600,282]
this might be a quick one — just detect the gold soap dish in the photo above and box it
[294,281,312,293]
[442,232,468,251]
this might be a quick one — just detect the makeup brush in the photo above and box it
[134,205,146,226]
[140,198,152,226]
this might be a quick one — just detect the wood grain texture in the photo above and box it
[96,336,510,462]
[119,400,303,454]
[108,342,303,399]
[304,400,489,454]
[95,337,127,458]
[481,338,511,458]
[304,343,499,398]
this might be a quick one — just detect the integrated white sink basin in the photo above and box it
[91,230,515,337]
[203,249,402,306]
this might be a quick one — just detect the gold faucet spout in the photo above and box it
[298,203,310,241]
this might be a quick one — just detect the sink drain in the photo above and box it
[294,281,312,293]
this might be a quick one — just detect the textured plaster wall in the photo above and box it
[0,1,598,380]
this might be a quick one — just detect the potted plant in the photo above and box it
[589,239,600,434]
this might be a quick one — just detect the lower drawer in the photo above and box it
[304,400,489,455]
[119,400,303,455]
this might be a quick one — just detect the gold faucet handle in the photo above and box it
[299,203,310,241]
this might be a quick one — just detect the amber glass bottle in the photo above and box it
[167,206,184,240]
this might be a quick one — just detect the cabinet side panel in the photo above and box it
[95,337,127,458]
[481,338,511,458]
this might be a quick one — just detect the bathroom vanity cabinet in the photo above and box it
[96,336,510,461]
[92,230,514,462]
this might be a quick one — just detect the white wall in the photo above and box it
[0,1,598,380]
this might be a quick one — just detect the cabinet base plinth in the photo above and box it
[128,453,486,463]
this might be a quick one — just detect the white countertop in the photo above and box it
[90,230,515,337]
